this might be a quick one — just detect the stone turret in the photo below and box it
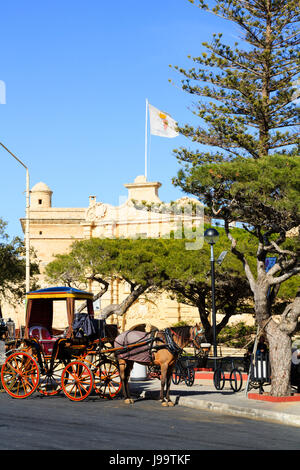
[124,175,161,203]
[30,182,53,208]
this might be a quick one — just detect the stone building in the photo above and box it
[11,175,208,332]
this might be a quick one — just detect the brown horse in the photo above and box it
[114,325,205,406]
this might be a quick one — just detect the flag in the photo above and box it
[148,103,179,138]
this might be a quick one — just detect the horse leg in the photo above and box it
[124,361,134,404]
[119,359,134,404]
[159,363,170,407]
[165,365,175,406]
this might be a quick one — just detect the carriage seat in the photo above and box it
[29,326,57,355]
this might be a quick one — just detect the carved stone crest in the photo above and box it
[86,202,107,222]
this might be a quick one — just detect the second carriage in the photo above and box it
[0,287,121,401]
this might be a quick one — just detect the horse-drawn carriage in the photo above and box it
[0,287,121,401]
[1,286,207,406]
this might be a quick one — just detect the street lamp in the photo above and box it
[0,142,30,293]
[204,227,219,369]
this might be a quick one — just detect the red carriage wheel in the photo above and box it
[1,351,40,399]
[93,359,121,399]
[61,361,93,401]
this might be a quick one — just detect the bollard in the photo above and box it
[130,362,148,381]
[0,341,5,365]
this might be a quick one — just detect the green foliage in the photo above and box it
[217,322,256,348]
[46,237,170,291]
[278,275,300,300]
[46,230,257,342]
[0,218,39,305]
[45,226,296,341]
[174,154,300,233]
[172,0,299,161]
[171,321,190,327]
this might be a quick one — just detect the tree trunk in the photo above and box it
[225,226,299,397]
[197,299,211,342]
[254,281,291,396]
[266,319,292,396]
[266,291,300,396]
[254,281,298,396]
[254,280,270,326]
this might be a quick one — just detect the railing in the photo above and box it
[246,352,271,394]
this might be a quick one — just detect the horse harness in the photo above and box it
[162,329,183,354]
[167,326,204,350]
[114,326,204,364]
[114,328,183,361]
[149,328,183,358]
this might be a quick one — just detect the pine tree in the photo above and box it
[172,0,300,396]
[173,0,299,163]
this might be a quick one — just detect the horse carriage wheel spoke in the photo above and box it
[93,359,121,399]
[38,360,64,396]
[1,352,40,399]
[61,361,94,401]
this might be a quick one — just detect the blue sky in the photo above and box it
[0,0,237,239]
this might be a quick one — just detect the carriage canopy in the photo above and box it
[25,287,94,339]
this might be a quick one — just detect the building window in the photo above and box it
[38,199,42,205]
[39,231,43,235]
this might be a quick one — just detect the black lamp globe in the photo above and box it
[204,228,219,245]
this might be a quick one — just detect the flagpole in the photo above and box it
[145,98,148,180]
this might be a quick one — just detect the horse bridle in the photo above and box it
[169,326,204,349]
[190,326,204,349]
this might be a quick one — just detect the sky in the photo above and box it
[0,0,238,240]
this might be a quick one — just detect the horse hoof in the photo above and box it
[167,401,174,407]
[161,401,169,407]
[124,398,134,404]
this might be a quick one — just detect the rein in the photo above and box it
[164,329,182,354]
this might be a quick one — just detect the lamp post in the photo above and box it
[204,227,219,369]
[0,143,30,293]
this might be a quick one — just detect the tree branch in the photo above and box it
[269,266,300,285]
[224,221,257,292]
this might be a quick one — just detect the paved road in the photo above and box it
[0,393,300,451]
